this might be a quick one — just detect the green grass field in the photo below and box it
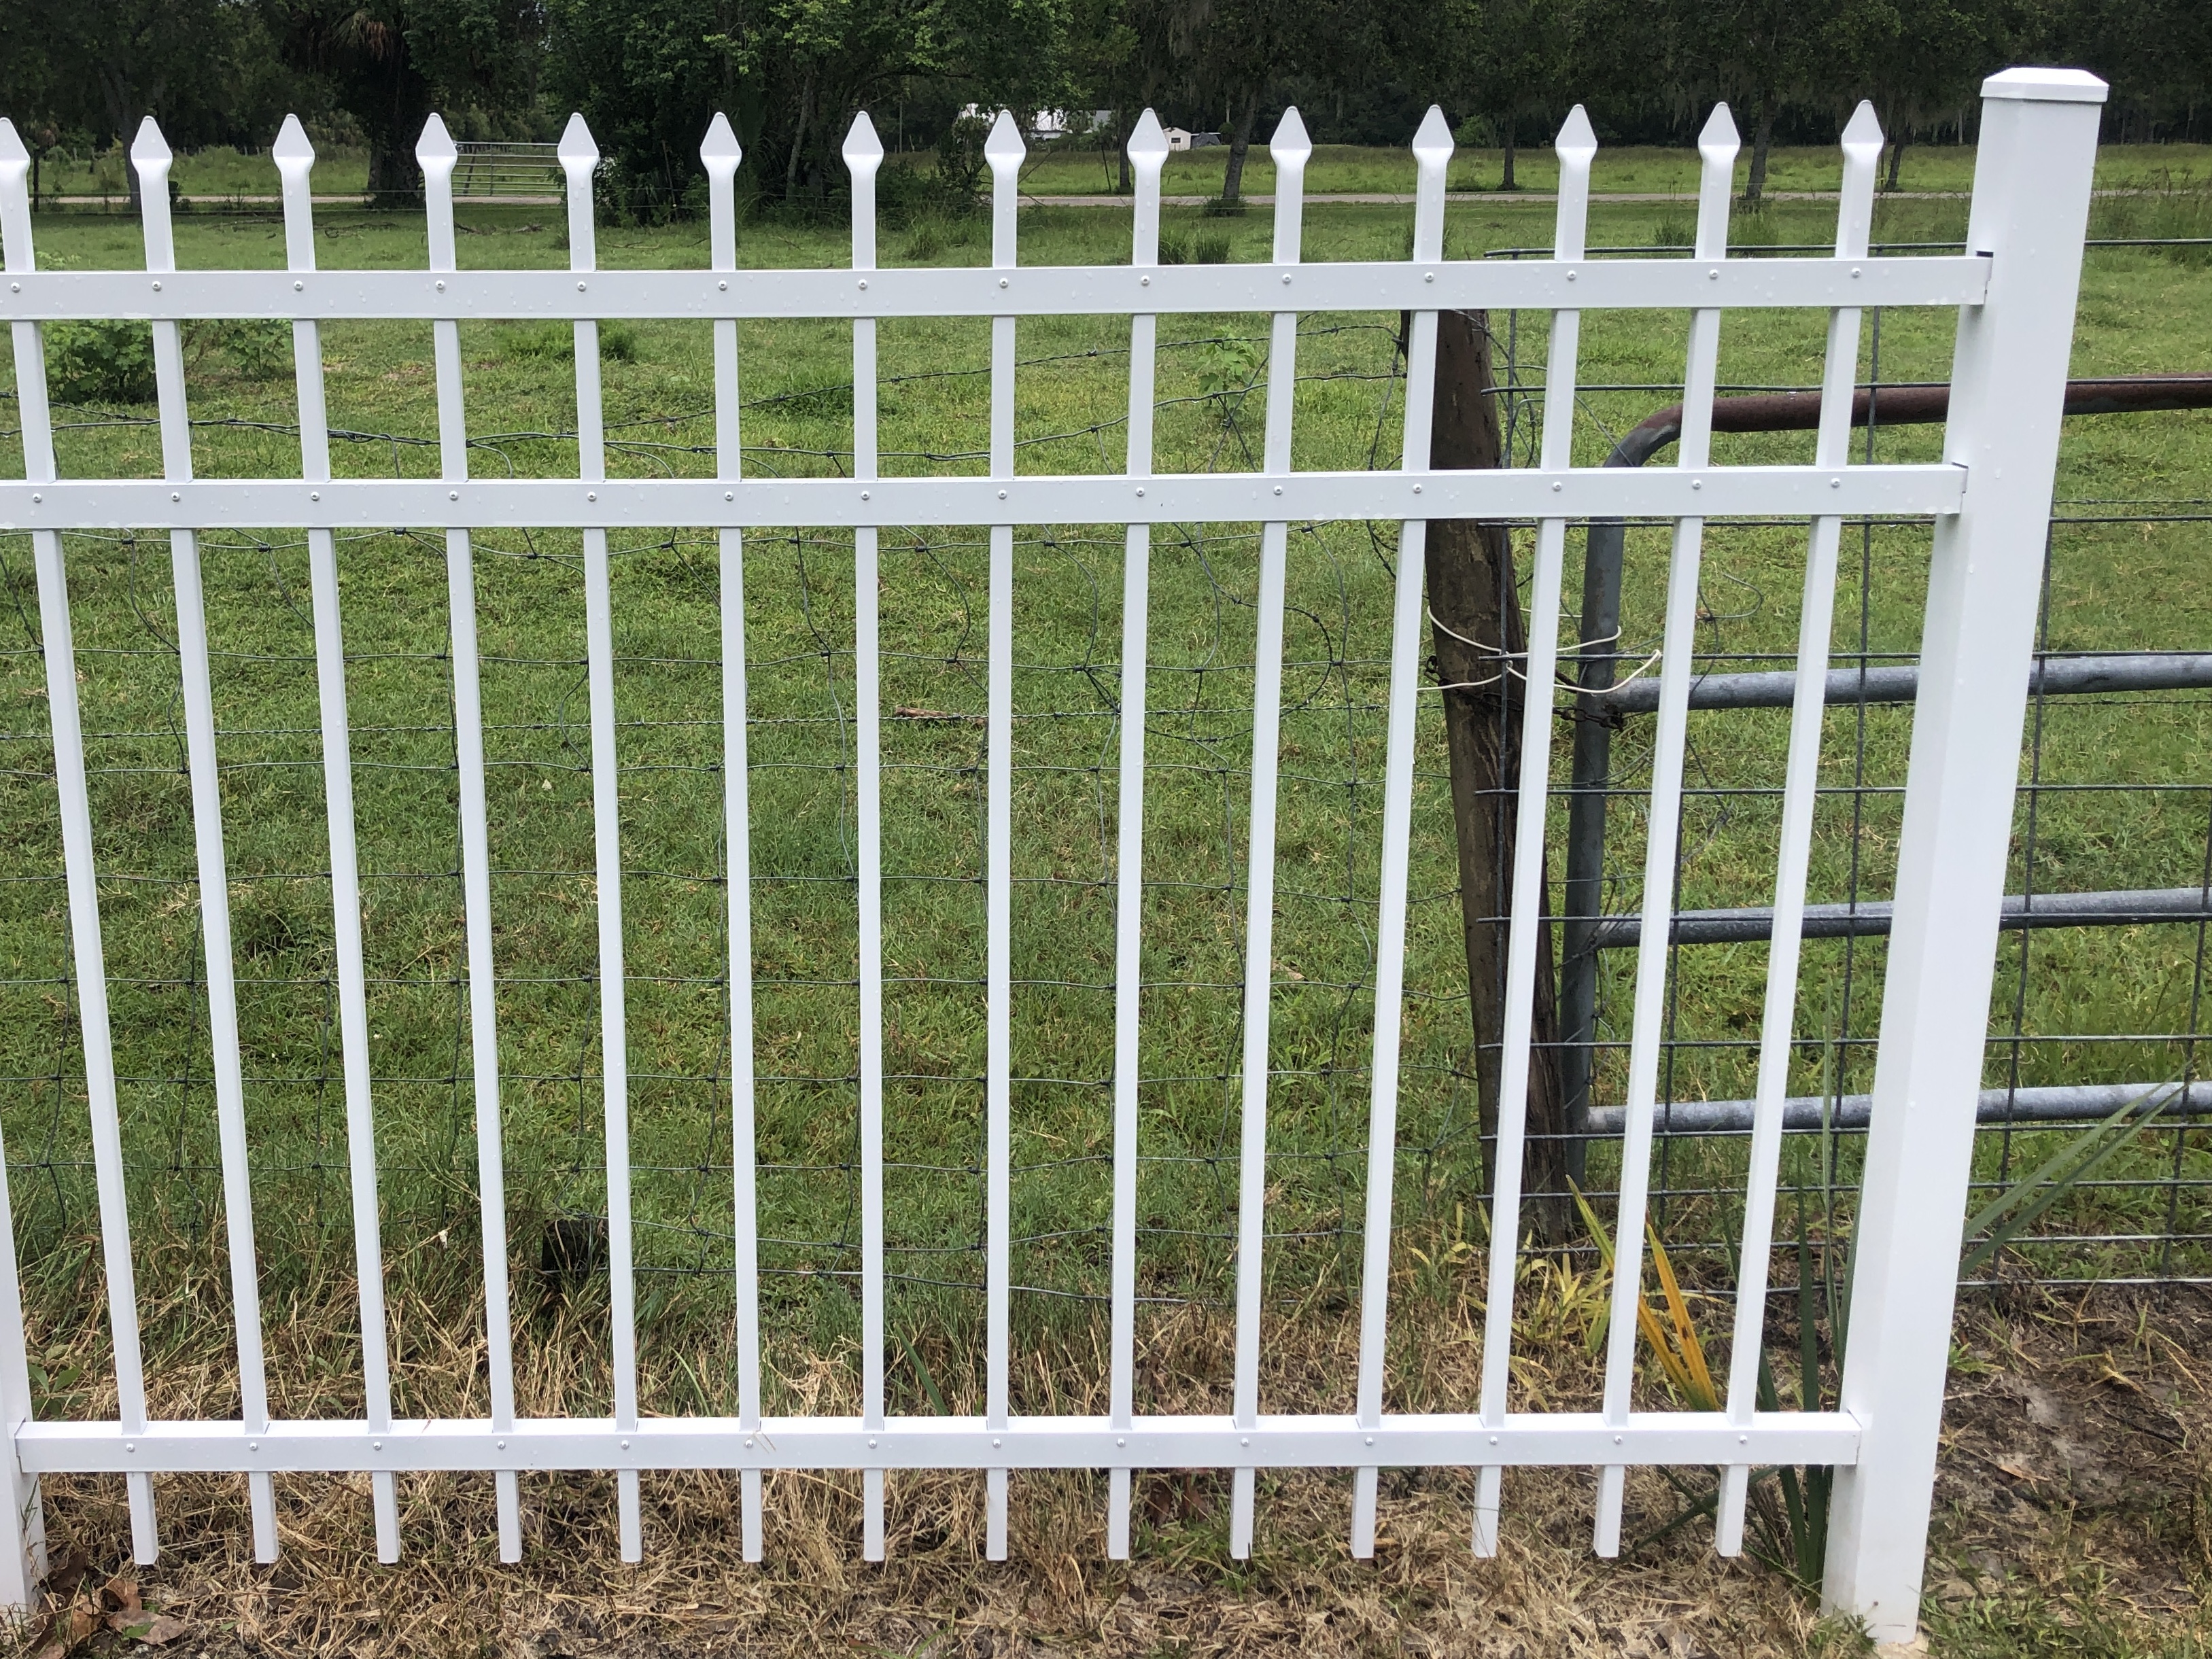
[0,183,2208,1456]
[33,137,2212,203]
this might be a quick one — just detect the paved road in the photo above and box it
[1023,189,1975,205]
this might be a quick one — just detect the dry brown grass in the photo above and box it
[4,1268,2208,1658]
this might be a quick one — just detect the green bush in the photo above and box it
[1453,113,1498,148]
[46,318,295,405]
[44,321,156,404]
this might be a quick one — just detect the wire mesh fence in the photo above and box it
[1488,233,2212,1293]
[0,303,1496,1423]
[0,220,2202,1445]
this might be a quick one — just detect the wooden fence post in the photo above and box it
[1425,307,1571,1243]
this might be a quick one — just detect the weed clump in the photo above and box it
[501,320,640,362]
[1158,227,1232,266]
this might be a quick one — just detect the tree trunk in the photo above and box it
[1425,309,1572,1245]
[365,143,421,205]
[1500,120,1516,192]
[785,68,816,201]
[96,69,145,209]
[1220,88,1260,202]
[1745,87,1777,205]
[1884,129,1908,192]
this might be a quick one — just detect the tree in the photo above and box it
[1834,0,2011,188]
[1060,0,1142,192]
[1667,0,1842,203]
[2038,0,2212,143]
[264,0,545,202]
[545,0,1070,213]
[0,0,300,204]
[1122,0,1333,204]
[1457,0,1578,191]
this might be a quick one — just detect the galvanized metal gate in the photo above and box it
[0,65,2107,1646]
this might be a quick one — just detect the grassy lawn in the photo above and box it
[0,182,2209,1643]
[34,139,2212,203]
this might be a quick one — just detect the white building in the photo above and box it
[963,107,1116,139]
[1162,126,1192,152]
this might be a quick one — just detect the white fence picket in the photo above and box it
[1226,103,1311,1563]
[1350,102,1453,1562]
[982,107,1024,1563]
[1593,103,1741,1560]
[1472,103,1597,1560]
[417,112,523,1566]
[1714,99,1886,1558]
[1107,107,1171,1563]
[843,108,891,1565]
[555,113,646,1567]
[699,109,765,1567]
[1,120,73,1595]
[132,117,253,1569]
[0,79,2106,1646]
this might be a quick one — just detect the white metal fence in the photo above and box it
[0,65,2105,1645]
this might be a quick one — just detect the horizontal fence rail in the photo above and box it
[0,67,2111,1647]
[1589,885,2212,948]
[1583,1081,2212,1138]
[1607,648,2212,712]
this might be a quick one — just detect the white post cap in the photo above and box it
[1982,67,2108,104]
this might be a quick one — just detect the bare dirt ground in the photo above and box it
[4,1287,2208,1659]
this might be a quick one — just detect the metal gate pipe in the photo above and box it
[1606,649,2212,714]
[1581,1078,2212,1138]
[1587,884,2212,949]
[1555,371,2212,1166]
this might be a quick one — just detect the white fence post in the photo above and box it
[1822,67,2106,1644]
[0,119,54,1609]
